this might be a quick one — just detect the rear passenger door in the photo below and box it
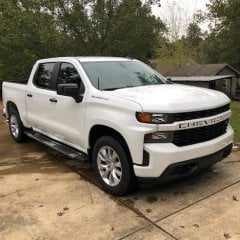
[26,62,59,135]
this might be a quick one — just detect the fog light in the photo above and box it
[144,131,173,143]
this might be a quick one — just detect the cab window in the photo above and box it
[34,63,56,89]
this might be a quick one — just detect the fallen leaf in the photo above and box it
[232,195,239,201]
[224,233,231,239]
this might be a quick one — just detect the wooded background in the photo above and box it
[0,0,239,81]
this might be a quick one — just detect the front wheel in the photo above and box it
[92,136,135,196]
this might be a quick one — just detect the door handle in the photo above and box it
[49,98,58,103]
[27,93,33,98]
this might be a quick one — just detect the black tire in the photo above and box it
[92,136,136,196]
[8,108,28,143]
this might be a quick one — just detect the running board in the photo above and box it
[25,131,88,162]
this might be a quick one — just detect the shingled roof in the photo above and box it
[169,64,240,77]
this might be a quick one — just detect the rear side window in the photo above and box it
[57,63,82,87]
[35,63,56,89]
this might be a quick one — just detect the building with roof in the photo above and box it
[167,64,240,97]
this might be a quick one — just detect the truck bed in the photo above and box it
[2,81,27,119]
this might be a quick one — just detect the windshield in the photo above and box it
[81,61,172,90]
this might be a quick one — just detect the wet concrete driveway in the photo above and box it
[1,109,240,240]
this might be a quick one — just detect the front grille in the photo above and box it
[169,104,230,123]
[173,120,228,147]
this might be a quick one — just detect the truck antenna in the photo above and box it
[98,77,100,90]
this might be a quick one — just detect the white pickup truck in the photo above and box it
[2,57,233,195]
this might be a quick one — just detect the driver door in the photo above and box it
[46,62,86,150]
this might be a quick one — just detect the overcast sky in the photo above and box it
[152,0,210,37]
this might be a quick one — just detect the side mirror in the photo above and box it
[57,83,84,103]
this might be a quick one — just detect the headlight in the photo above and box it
[136,112,168,124]
[144,131,173,143]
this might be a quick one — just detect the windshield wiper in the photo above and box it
[102,87,122,91]
[103,85,134,91]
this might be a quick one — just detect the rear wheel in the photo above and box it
[8,108,27,143]
[92,136,135,196]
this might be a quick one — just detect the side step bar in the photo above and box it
[25,131,88,162]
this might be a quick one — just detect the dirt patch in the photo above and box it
[232,143,240,152]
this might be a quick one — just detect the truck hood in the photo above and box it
[110,84,230,112]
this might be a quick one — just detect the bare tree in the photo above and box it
[155,0,198,41]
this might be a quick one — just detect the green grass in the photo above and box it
[231,101,240,142]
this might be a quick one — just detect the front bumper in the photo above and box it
[138,143,232,183]
[133,125,234,178]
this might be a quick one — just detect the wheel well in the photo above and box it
[6,101,18,116]
[88,125,132,163]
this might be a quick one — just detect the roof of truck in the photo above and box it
[39,56,134,62]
